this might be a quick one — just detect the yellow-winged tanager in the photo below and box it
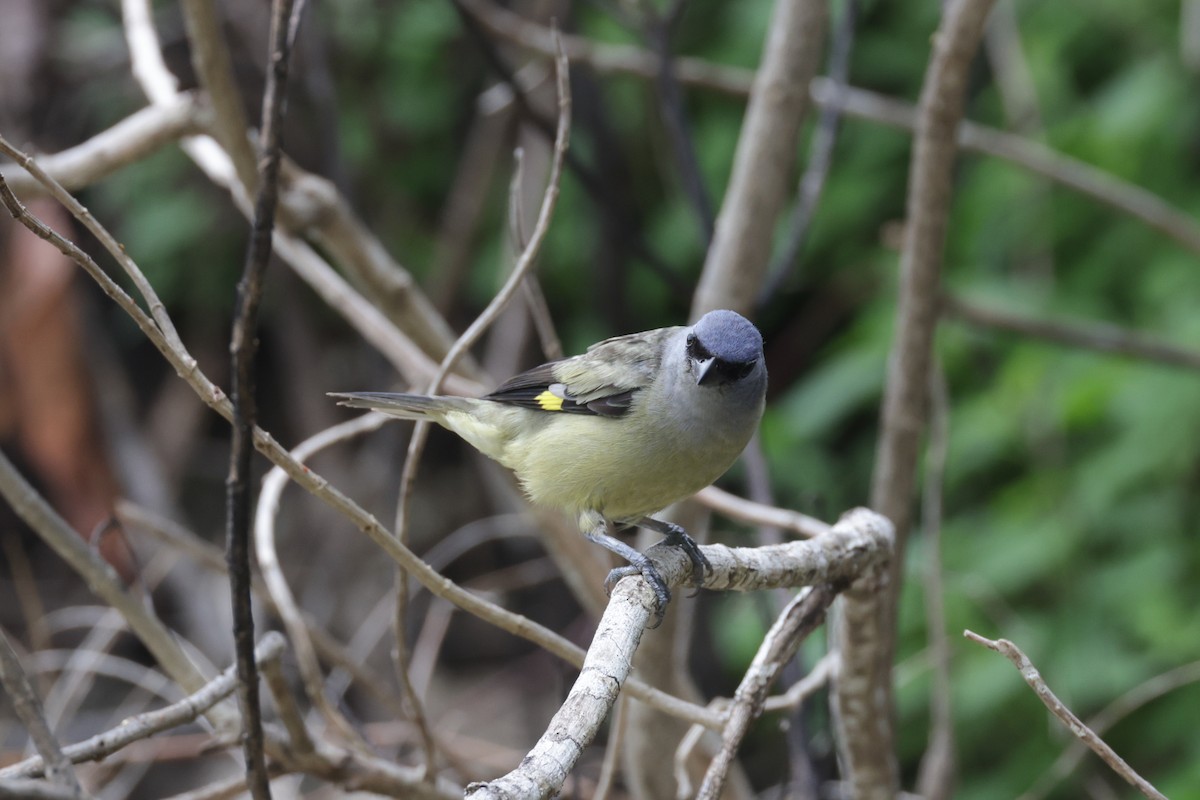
[331,309,767,622]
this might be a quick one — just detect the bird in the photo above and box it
[331,309,767,624]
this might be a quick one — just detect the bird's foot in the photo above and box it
[603,557,671,628]
[585,522,672,627]
[635,517,712,594]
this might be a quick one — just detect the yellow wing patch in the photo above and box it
[535,390,565,411]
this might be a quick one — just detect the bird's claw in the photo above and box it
[661,523,712,595]
[586,518,712,628]
[603,558,671,629]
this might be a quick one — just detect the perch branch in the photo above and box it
[466,509,892,799]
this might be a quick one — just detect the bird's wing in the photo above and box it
[484,326,680,418]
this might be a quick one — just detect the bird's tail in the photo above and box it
[329,391,472,421]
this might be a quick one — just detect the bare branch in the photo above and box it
[1021,659,1200,800]
[849,1,997,794]
[696,585,839,800]
[2,635,286,780]
[942,294,1200,372]
[1,96,206,197]
[0,442,221,706]
[763,0,858,302]
[260,651,316,757]
[0,627,85,798]
[224,0,300,794]
[467,509,892,799]
[697,486,830,538]
[965,631,1168,800]
[254,416,384,747]
[177,0,259,193]
[916,364,956,800]
[692,0,827,318]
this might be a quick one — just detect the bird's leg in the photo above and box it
[635,516,712,589]
[584,519,671,627]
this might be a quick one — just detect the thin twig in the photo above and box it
[692,0,827,318]
[260,653,316,756]
[177,0,258,193]
[761,0,858,304]
[253,414,385,750]
[225,1,299,796]
[0,627,85,798]
[673,720,708,800]
[2,635,286,780]
[1020,659,1200,800]
[916,363,955,800]
[964,631,1168,800]
[697,486,829,538]
[389,34,572,775]
[646,5,714,244]
[761,651,835,713]
[695,585,840,800]
[508,147,563,361]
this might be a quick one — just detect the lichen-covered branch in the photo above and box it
[467,509,893,800]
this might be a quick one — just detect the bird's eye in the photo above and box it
[687,333,711,360]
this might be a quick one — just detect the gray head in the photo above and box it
[686,310,765,387]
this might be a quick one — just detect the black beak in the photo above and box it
[694,356,716,385]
